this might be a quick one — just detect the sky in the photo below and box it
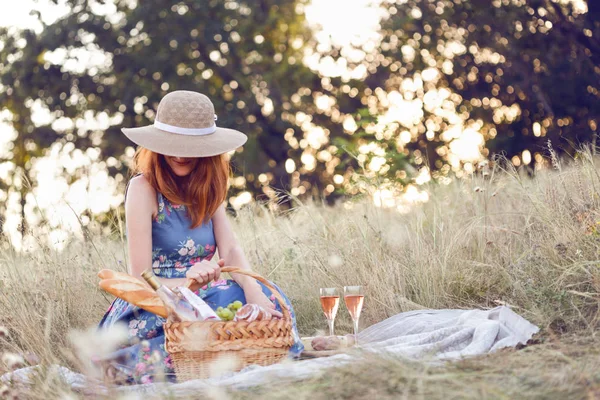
[0,0,70,31]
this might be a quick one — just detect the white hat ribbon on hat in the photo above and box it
[153,114,219,136]
[153,120,216,136]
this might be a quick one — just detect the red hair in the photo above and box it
[132,148,230,228]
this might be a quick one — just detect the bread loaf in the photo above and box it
[98,269,168,318]
[98,269,133,280]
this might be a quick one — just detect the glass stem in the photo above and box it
[353,319,359,347]
[327,318,335,337]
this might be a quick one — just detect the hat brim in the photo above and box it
[122,125,248,157]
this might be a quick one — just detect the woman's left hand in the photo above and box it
[243,285,283,318]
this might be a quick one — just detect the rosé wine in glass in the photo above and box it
[320,288,340,336]
[344,286,364,347]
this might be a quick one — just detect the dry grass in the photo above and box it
[227,335,600,400]
[1,150,600,398]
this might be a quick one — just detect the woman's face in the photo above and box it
[164,156,198,177]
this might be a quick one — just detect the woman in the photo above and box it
[98,90,303,384]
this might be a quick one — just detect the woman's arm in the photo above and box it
[212,205,280,316]
[125,175,187,289]
[212,205,258,290]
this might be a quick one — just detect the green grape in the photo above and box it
[216,308,228,320]
[221,308,234,321]
[227,302,236,310]
[232,301,243,310]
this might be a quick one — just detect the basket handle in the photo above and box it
[184,266,291,320]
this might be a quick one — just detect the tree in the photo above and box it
[1,0,393,240]
[0,28,66,238]
[324,0,599,180]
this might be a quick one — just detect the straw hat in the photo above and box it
[122,90,247,157]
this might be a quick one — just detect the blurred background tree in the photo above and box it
[0,0,597,245]
[0,0,372,240]
[326,0,599,181]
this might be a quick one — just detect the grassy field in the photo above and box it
[1,151,600,399]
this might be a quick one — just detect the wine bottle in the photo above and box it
[141,269,199,322]
[177,287,221,321]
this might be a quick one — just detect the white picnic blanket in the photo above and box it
[1,306,538,396]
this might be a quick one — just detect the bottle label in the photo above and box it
[177,287,221,321]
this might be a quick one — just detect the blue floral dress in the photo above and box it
[98,191,303,384]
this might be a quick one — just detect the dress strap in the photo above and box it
[124,173,144,203]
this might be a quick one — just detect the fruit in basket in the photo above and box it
[214,301,260,321]
[223,308,235,321]
[215,308,233,321]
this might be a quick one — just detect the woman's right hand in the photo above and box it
[185,259,224,290]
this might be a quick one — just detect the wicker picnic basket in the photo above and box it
[163,267,295,382]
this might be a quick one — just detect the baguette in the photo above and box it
[98,269,132,280]
[98,269,168,318]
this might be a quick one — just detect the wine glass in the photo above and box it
[319,287,340,337]
[343,286,364,347]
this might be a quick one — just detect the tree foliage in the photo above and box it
[0,0,379,236]
[331,0,600,179]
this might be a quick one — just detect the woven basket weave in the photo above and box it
[164,267,294,382]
